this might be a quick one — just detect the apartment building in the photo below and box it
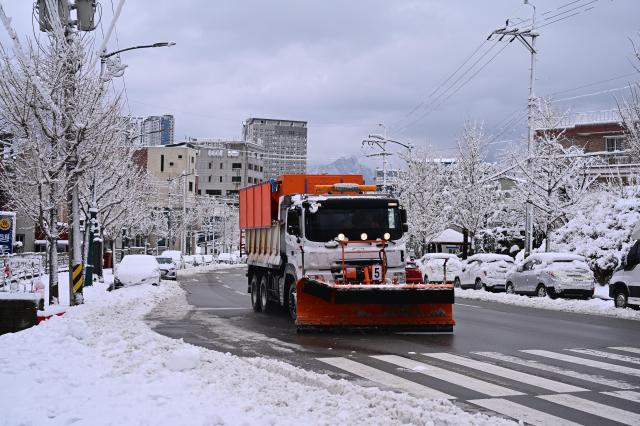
[242,118,307,178]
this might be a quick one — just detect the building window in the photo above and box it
[248,177,253,184]
[606,136,626,152]
[219,176,223,182]
[178,155,183,159]
[188,182,193,192]
[169,162,174,167]
[220,162,223,169]
[191,157,194,163]
[160,155,164,172]
[232,163,242,169]
[248,164,253,170]
[208,162,212,169]
[208,176,212,183]
[232,176,241,182]
[227,190,239,196]
[206,189,221,196]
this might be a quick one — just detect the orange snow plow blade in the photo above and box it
[295,278,455,332]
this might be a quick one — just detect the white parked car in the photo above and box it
[506,253,595,299]
[202,254,214,264]
[155,256,177,280]
[161,250,185,269]
[217,252,236,264]
[418,253,462,283]
[183,255,196,268]
[113,255,161,289]
[455,253,515,291]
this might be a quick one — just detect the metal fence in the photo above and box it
[0,251,69,293]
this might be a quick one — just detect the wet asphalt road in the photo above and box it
[147,266,640,425]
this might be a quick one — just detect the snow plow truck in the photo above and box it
[239,174,455,332]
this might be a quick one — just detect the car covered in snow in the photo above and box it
[506,253,595,298]
[183,255,196,268]
[160,250,185,269]
[418,253,462,283]
[113,255,161,289]
[455,253,515,291]
[155,256,177,280]
[217,252,237,264]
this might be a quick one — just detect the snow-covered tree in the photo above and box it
[512,101,601,251]
[449,121,499,256]
[396,149,451,255]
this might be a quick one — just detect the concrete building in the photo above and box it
[141,115,175,146]
[139,143,198,205]
[189,138,265,197]
[242,118,307,178]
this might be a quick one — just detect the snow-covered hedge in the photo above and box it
[552,193,640,283]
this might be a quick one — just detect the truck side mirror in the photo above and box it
[400,208,407,224]
[402,223,408,232]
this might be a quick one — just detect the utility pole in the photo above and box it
[488,0,538,255]
[182,171,187,254]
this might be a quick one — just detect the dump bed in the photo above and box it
[239,174,365,229]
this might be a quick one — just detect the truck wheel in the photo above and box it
[614,290,628,309]
[454,277,461,288]
[259,275,271,312]
[250,273,262,312]
[288,282,297,321]
[475,278,482,290]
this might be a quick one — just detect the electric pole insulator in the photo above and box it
[76,0,97,31]
[36,0,70,32]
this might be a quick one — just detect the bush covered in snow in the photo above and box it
[552,192,640,283]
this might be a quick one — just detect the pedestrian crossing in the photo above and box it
[317,346,640,425]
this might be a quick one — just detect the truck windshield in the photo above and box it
[304,200,403,242]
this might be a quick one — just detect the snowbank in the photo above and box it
[1,270,510,425]
[455,287,640,321]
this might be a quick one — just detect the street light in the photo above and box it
[361,133,413,193]
[100,42,176,81]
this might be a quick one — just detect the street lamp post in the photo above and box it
[100,42,175,81]
[361,133,413,193]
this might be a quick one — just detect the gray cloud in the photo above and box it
[1,0,638,165]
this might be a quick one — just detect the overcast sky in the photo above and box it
[1,0,639,166]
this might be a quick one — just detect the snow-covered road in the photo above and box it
[0,266,509,426]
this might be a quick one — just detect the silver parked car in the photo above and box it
[506,253,595,299]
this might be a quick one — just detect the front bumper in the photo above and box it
[160,269,177,280]
[484,277,507,287]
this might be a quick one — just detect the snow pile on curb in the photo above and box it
[0,277,511,425]
[455,288,640,321]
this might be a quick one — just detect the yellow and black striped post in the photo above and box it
[72,263,84,298]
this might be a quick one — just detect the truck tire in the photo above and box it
[288,280,297,322]
[259,275,271,312]
[250,273,262,312]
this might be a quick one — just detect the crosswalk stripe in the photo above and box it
[474,351,637,390]
[538,394,640,426]
[610,347,640,355]
[602,390,640,404]
[468,398,581,426]
[422,353,587,393]
[569,348,640,365]
[523,349,640,378]
[371,355,524,397]
[317,357,454,400]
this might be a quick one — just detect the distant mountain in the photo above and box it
[308,156,375,184]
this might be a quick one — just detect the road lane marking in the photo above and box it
[568,348,640,365]
[222,284,232,289]
[372,355,523,397]
[473,351,637,390]
[522,350,640,378]
[537,394,640,426]
[610,347,640,355]
[422,353,586,393]
[601,390,640,403]
[234,290,249,296]
[469,398,581,426]
[317,357,454,400]
[456,303,484,309]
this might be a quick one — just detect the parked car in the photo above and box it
[456,254,515,291]
[506,253,595,298]
[155,256,177,280]
[160,250,185,269]
[405,260,423,284]
[202,254,214,265]
[183,255,196,268]
[217,252,236,264]
[112,255,161,289]
[418,253,462,283]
